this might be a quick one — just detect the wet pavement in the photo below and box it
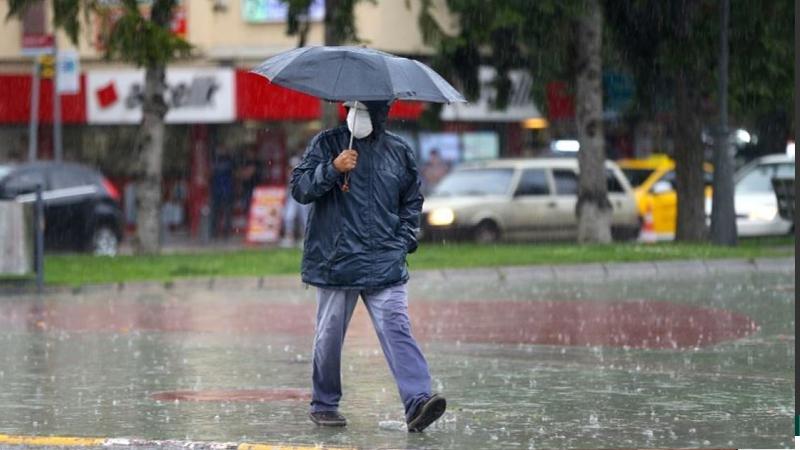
[0,259,794,449]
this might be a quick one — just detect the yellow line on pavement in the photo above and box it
[0,434,106,446]
[238,444,355,450]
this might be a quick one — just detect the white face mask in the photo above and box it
[346,105,373,139]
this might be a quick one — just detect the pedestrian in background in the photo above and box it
[291,100,446,432]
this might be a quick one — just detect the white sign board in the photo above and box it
[242,0,325,23]
[56,50,80,94]
[86,68,235,124]
[441,66,543,122]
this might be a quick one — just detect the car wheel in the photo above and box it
[92,225,119,256]
[474,220,500,244]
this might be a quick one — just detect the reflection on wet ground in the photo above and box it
[0,271,793,449]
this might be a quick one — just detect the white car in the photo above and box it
[421,158,640,242]
[731,154,795,236]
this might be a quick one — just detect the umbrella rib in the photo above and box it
[330,51,349,101]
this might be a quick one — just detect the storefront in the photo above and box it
[0,61,555,244]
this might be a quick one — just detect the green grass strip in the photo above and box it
[32,236,793,287]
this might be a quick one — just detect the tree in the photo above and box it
[6,0,190,254]
[418,0,612,243]
[575,0,611,243]
[605,0,793,243]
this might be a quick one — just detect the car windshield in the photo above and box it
[0,166,12,180]
[432,168,514,197]
[621,168,655,187]
[736,163,794,194]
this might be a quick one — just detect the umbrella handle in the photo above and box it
[342,104,357,192]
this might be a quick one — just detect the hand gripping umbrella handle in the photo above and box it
[342,106,357,192]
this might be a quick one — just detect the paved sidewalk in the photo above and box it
[0,256,794,297]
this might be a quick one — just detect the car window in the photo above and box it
[553,169,578,195]
[515,169,550,196]
[657,171,677,190]
[621,168,654,187]
[606,169,625,193]
[50,166,89,190]
[0,166,12,180]
[2,170,46,195]
[775,163,794,178]
[432,168,514,196]
[736,164,783,194]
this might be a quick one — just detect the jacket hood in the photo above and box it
[363,100,391,135]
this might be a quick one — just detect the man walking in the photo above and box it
[291,100,446,432]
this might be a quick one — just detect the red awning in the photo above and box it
[0,74,87,124]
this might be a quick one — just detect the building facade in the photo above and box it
[0,0,545,241]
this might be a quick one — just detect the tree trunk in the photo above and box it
[133,65,168,254]
[674,70,707,242]
[710,0,737,245]
[575,0,611,244]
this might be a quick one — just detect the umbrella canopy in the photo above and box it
[251,46,466,104]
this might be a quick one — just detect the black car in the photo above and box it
[0,161,123,255]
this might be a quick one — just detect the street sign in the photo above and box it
[21,33,54,56]
[56,50,80,94]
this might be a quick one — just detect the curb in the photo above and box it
[0,434,354,450]
[0,256,793,297]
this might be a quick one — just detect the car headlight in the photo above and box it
[428,208,455,226]
[747,205,777,221]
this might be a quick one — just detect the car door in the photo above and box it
[509,168,557,240]
[550,168,579,240]
[606,168,633,224]
[47,165,100,250]
[649,170,678,235]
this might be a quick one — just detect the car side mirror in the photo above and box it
[651,180,673,195]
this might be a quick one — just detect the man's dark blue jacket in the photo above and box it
[291,102,423,290]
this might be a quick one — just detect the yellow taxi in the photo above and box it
[617,154,712,239]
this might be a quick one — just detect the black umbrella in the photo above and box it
[252,46,466,192]
[251,46,466,104]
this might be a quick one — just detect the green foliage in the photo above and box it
[604,0,793,125]
[6,0,191,68]
[100,0,192,67]
[417,0,581,112]
[282,0,374,46]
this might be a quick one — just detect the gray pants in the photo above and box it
[311,283,432,420]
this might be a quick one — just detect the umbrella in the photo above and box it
[252,46,466,192]
[251,46,466,104]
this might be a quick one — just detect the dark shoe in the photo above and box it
[407,394,447,432]
[309,411,347,427]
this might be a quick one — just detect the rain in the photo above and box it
[0,0,795,449]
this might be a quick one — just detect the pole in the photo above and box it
[28,58,40,162]
[710,0,737,245]
[34,184,44,294]
[53,39,63,162]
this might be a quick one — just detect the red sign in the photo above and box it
[21,33,54,52]
[546,81,575,121]
[0,74,87,124]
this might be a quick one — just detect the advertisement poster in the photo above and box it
[246,186,286,244]
[419,132,461,163]
[462,131,499,161]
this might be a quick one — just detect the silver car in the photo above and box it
[421,158,640,242]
